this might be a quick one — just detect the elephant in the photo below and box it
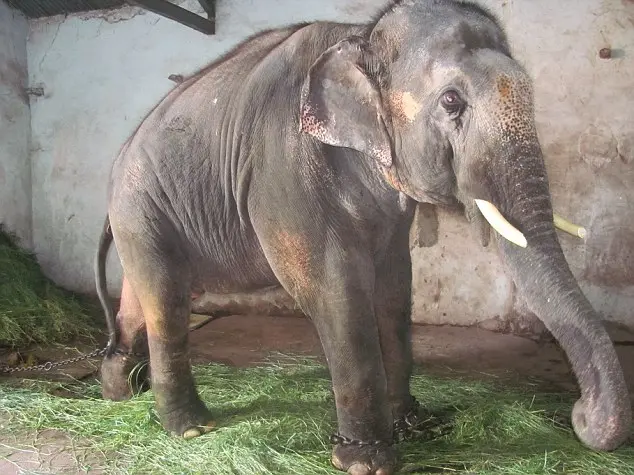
[95,0,631,473]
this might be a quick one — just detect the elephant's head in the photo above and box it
[300,0,631,451]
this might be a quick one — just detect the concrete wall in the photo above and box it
[25,0,634,329]
[0,0,30,246]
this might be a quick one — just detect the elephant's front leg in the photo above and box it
[296,266,395,474]
[259,226,397,474]
[374,228,418,434]
[312,286,395,475]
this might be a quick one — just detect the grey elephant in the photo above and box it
[95,0,631,473]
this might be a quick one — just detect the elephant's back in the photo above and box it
[133,24,313,141]
[121,21,365,165]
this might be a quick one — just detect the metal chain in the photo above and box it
[329,397,421,447]
[0,314,217,375]
[329,396,454,447]
[393,397,422,442]
[0,345,109,374]
[394,398,455,443]
[329,433,394,447]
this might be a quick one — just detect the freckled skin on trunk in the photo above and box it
[95,1,631,474]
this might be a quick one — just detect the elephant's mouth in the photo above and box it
[473,198,586,248]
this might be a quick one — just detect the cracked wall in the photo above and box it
[0,0,31,246]
[24,0,634,330]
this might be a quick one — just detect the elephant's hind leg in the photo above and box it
[101,276,150,401]
[109,218,215,439]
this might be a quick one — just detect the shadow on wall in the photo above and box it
[583,154,634,290]
[0,0,31,247]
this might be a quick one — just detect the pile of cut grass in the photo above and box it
[1,356,633,474]
[0,225,98,348]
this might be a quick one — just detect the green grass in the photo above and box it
[0,225,99,348]
[1,356,633,474]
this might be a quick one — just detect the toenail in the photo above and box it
[183,428,201,439]
[348,463,372,475]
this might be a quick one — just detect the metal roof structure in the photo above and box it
[6,0,124,17]
[6,0,215,34]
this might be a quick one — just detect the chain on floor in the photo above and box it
[0,314,216,375]
[0,346,109,374]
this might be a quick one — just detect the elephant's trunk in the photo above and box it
[494,149,631,451]
[501,239,631,450]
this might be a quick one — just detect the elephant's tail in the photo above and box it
[95,215,117,356]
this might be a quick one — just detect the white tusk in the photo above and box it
[475,199,527,248]
[553,213,587,240]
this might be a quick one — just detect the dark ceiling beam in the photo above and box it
[129,0,215,35]
[197,0,215,20]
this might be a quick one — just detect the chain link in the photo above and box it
[394,398,455,443]
[329,433,393,447]
[329,398,421,448]
[0,314,215,375]
[329,397,454,447]
[393,397,422,442]
[0,346,109,374]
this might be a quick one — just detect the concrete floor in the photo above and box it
[1,314,634,474]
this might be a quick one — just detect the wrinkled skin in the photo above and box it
[97,1,631,473]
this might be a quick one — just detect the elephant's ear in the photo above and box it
[300,36,392,168]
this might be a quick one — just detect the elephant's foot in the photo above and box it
[100,353,150,401]
[159,396,216,439]
[331,442,396,475]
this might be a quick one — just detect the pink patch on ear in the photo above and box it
[300,102,337,145]
[370,144,392,168]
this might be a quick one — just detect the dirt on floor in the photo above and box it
[1,314,634,474]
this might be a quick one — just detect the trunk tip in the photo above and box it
[572,397,632,451]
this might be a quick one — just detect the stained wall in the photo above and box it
[0,0,30,246]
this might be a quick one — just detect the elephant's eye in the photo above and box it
[440,90,464,115]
